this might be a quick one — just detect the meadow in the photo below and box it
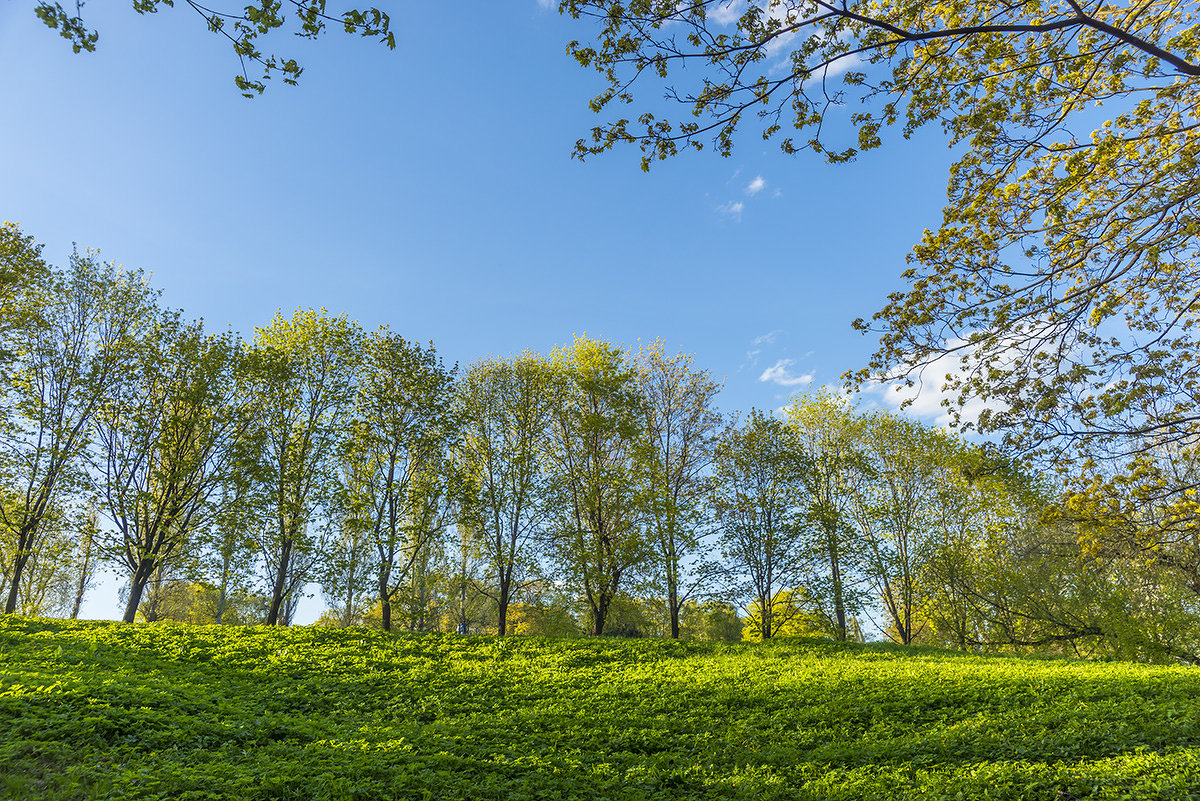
[1,618,1198,800]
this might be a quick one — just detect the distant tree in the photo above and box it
[785,389,870,641]
[246,309,360,626]
[741,589,833,642]
[679,599,742,642]
[69,505,99,619]
[634,341,722,638]
[0,495,79,617]
[199,468,261,624]
[319,496,378,628]
[545,337,653,636]
[845,412,955,645]
[711,409,808,640]
[456,354,555,635]
[342,330,456,632]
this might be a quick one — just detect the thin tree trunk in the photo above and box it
[668,582,681,639]
[829,533,847,641]
[267,537,293,626]
[4,530,35,614]
[215,552,231,624]
[123,558,157,623]
[71,527,94,620]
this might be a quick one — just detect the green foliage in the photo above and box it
[455,353,555,635]
[32,1,395,96]
[545,336,654,636]
[741,589,834,642]
[710,409,809,640]
[4,618,1200,800]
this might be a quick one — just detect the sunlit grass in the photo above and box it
[2,618,1199,799]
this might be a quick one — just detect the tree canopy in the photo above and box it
[562,0,1200,564]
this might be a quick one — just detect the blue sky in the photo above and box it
[0,2,961,620]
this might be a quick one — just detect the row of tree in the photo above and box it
[3,222,1197,661]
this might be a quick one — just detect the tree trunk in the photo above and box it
[668,585,681,639]
[4,530,35,614]
[266,537,293,626]
[215,552,231,624]
[497,574,511,636]
[123,558,157,623]
[591,594,610,636]
[71,526,94,620]
[759,594,772,639]
[829,535,847,641]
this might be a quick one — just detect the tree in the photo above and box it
[247,309,360,625]
[69,505,99,619]
[0,223,48,375]
[319,482,378,627]
[95,317,251,623]
[32,1,395,96]
[456,354,555,635]
[741,589,833,641]
[545,337,653,636]
[845,411,953,645]
[785,389,869,641]
[635,341,722,638]
[678,599,743,641]
[562,1,1200,590]
[199,468,262,624]
[0,243,157,615]
[342,330,456,632]
[711,409,808,640]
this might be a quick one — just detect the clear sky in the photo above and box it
[0,2,962,622]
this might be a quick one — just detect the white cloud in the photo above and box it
[717,201,744,221]
[710,0,747,26]
[857,338,999,431]
[746,175,766,195]
[752,330,780,346]
[536,0,553,7]
[759,359,813,387]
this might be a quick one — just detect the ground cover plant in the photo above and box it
[2,618,1200,800]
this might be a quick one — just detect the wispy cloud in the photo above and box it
[536,0,553,7]
[752,330,780,346]
[745,175,766,195]
[710,0,747,26]
[759,359,813,387]
[717,200,744,221]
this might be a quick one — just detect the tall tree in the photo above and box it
[845,412,952,645]
[563,0,1200,592]
[248,309,360,626]
[69,505,99,619]
[785,389,869,641]
[545,337,652,636]
[0,243,156,615]
[95,318,251,623]
[711,409,808,640]
[456,354,555,635]
[635,341,722,638]
[343,330,456,632]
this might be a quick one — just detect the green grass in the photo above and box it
[1,618,1199,800]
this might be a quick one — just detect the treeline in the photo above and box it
[2,223,1197,662]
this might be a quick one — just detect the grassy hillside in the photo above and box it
[1,619,1198,800]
